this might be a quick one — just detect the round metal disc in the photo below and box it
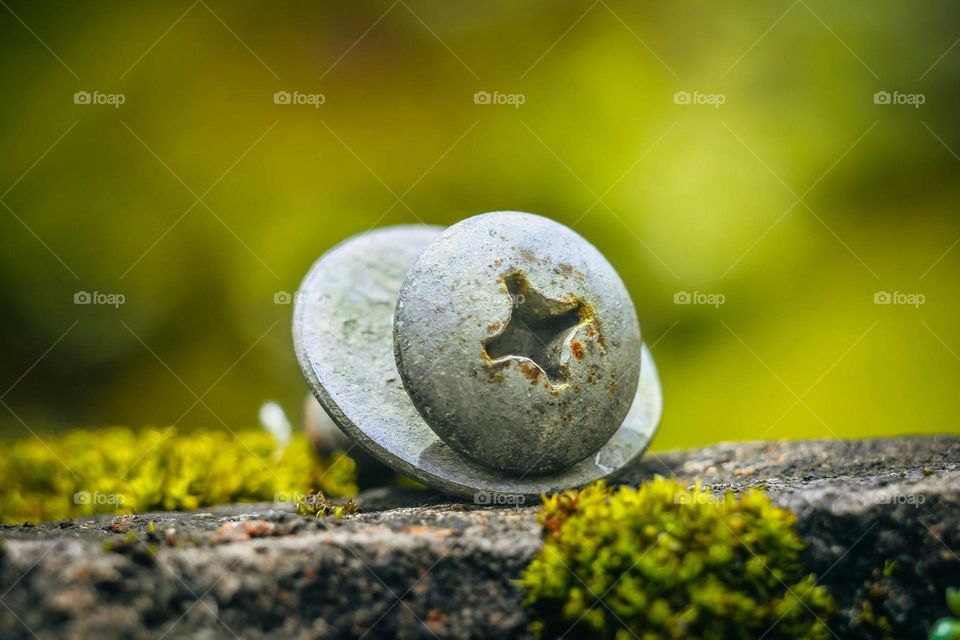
[293,224,662,498]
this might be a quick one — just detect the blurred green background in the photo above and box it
[1,0,958,454]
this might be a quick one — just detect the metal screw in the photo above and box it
[394,212,642,475]
[294,214,661,497]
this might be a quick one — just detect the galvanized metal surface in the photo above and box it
[395,212,641,474]
[293,223,662,498]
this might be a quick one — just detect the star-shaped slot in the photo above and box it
[481,272,592,386]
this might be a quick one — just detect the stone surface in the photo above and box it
[294,224,662,499]
[395,212,643,474]
[1,436,957,639]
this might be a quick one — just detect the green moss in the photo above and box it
[854,598,892,639]
[294,489,359,518]
[0,427,357,523]
[521,478,836,639]
[882,560,897,578]
[848,561,896,640]
[947,587,960,617]
[929,587,960,640]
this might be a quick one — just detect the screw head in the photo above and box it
[394,212,642,475]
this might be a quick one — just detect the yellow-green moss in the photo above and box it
[0,427,357,523]
[521,478,836,639]
[929,587,960,640]
[294,489,359,518]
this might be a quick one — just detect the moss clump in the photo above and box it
[521,478,836,639]
[0,427,357,523]
[102,522,163,558]
[294,489,359,518]
[847,560,897,639]
[929,587,960,640]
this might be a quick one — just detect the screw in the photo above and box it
[394,212,642,475]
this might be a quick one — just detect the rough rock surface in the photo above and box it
[1,436,957,639]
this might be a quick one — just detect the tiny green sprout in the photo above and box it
[147,520,157,535]
[948,588,960,618]
[882,560,897,578]
[294,490,359,518]
[521,477,836,639]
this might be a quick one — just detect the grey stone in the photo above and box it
[394,212,643,474]
[1,436,956,640]
[293,223,662,499]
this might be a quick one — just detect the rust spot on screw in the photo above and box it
[586,363,599,384]
[570,340,585,360]
[519,248,538,262]
[579,304,607,350]
[518,361,542,384]
[484,368,505,383]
